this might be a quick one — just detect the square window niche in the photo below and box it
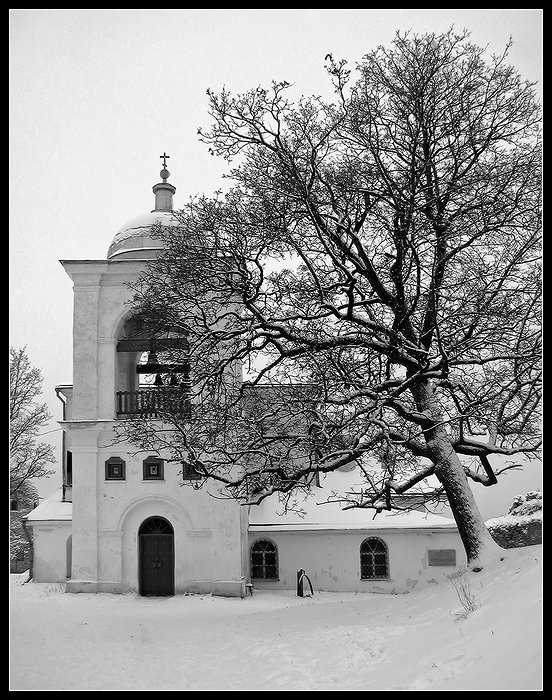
[105,457,126,481]
[143,457,164,481]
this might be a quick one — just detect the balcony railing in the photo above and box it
[116,388,191,419]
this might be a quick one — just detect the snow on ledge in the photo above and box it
[249,511,458,532]
[25,488,72,523]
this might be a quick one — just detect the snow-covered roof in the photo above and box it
[249,508,457,532]
[24,488,72,523]
[107,210,177,259]
[249,468,458,532]
[22,470,457,533]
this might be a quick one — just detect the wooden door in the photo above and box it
[139,518,174,596]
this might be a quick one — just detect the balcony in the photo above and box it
[116,388,191,419]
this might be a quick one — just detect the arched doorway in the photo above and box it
[138,516,175,596]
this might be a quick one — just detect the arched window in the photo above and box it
[139,516,174,535]
[360,537,389,579]
[250,539,278,580]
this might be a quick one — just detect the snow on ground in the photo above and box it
[10,545,542,691]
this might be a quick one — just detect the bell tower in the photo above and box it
[55,159,248,597]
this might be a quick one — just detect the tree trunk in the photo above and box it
[411,381,503,569]
[429,436,502,568]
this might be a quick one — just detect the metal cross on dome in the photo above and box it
[160,152,170,168]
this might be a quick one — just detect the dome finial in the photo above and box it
[152,153,176,211]
[159,152,170,182]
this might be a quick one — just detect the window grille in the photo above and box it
[360,537,389,579]
[250,539,278,579]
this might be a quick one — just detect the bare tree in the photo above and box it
[119,30,541,568]
[10,347,55,501]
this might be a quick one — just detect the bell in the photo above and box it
[169,374,178,386]
[147,350,159,364]
[154,373,164,386]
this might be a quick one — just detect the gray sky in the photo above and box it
[9,9,542,515]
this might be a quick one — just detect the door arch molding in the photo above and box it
[117,495,192,532]
[119,497,191,594]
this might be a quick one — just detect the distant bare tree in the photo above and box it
[118,30,541,568]
[10,347,55,501]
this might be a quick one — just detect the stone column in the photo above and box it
[65,426,100,593]
[210,498,247,597]
[72,278,101,420]
[97,337,117,419]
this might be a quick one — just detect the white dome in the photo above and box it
[107,210,179,260]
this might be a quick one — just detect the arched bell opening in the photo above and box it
[114,314,191,419]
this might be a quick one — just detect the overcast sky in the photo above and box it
[9,9,542,514]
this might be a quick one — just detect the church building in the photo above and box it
[24,161,466,597]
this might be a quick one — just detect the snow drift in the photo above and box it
[10,544,542,691]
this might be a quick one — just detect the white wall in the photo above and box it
[29,522,72,583]
[249,528,466,594]
[97,430,247,595]
[61,423,247,596]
